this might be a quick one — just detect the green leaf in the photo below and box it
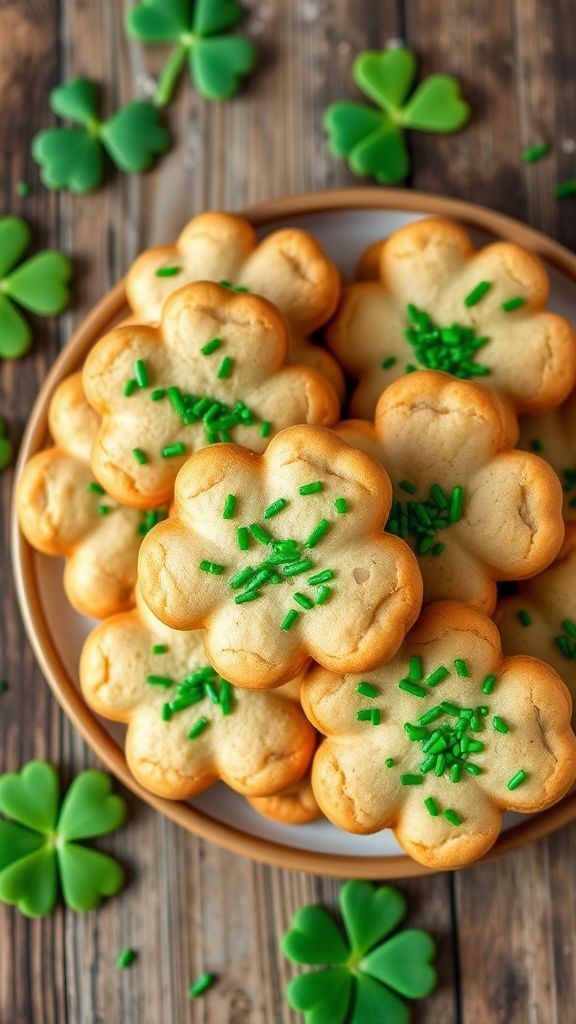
[49,78,100,126]
[192,0,244,35]
[282,905,350,965]
[360,929,437,999]
[324,102,384,157]
[351,973,410,1024]
[0,848,58,917]
[349,122,409,184]
[57,770,127,841]
[340,881,407,958]
[125,0,190,42]
[0,820,45,871]
[58,843,124,912]
[401,74,470,132]
[286,968,353,1024]
[0,216,30,278]
[353,48,416,113]
[4,251,72,315]
[101,102,169,172]
[0,294,32,359]
[190,35,256,100]
[32,128,105,193]
[0,761,59,833]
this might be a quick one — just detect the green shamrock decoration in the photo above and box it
[0,217,72,359]
[282,880,437,1024]
[0,762,127,916]
[325,47,470,184]
[126,0,256,106]
[32,78,170,193]
[0,419,13,470]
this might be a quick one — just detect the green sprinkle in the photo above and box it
[449,486,464,523]
[235,590,261,604]
[161,442,186,458]
[15,181,30,197]
[263,498,288,519]
[146,675,174,688]
[507,769,528,791]
[440,701,461,717]
[404,723,427,740]
[408,656,423,682]
[87,482,105,495]
[281,609,300,631]
[482,674,497,694]
[219,279,232,288]
[424,796,439,817]
[418,707,443,725]
[450,763,462,783]
[199,560,225,575]
[357,682,378,698]
[563,619,576,638]
[229,567,255,589]
[124,378,137,397]
[217,356,234,379]
[116,948,136,969]
[260,420,271,437]
[167,386,186,417]
[400,479,417,494]
[187,972,216,999]
[222,494,237,520]
[443,809,462,826]
[530,439,543,453]
[356,709,373,721]
[161,703,172,722]
[518,609,532,627]
[98,504,110,516]
[399,680,428,697]
[201,337,223,355]
[132,447,147,465]
[293,592,314,610]
[400,774,423,786]
[281,559,314,577]
[305,519,331,548]
[308,570,334,585]
[521,142,550,163]
[370,708,381,725]
[454,659,469,677]
[334,497,348,515]
[237,526,250,551]
[425,666,449,688]
[315,585,331,605]
[464,281,492,307]
[134,359,149,388]
[502,297,526,313]
[220,680,233,716]
[299,481,324,495]
[382,356,397,369]
[432,542,445,556]
[385,757,394,768]
[554,179,576,199]
[151,388,166,401]
[188,717,209,740]
[493,716,509,734]
[152,644,167,654]
[250,523,272,545]
[156,265,182,277]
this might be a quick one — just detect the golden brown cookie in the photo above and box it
[247,776,321,825]
[326,218,575,421]
[83,281,340,508]
[138,424,423,689]
[80,593,316,801]
[16,373,164,618]
[301,602,576,869]
[336,370,564,613]
[125,211,345,396]
[495,525,576,720]
[518,388,576,521]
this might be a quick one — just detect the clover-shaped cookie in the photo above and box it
[496,526,576,719]
[138,424,422,689]
[301,602,576,869]
[519,389,576,522]
[125,211,344,396]
[80,595,316,801]
[16,373,165,618]
[336,371,564,613]
[83,282,340,508]
[326,218,575,420]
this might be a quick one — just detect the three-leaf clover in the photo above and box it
[0,762,127,916]
[126,0,256,106]
[32,78,170,193]
[0,216,72,359]
[282,880,437,1024]
[325,47,470,184]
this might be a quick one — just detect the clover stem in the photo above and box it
[155,43,189,107]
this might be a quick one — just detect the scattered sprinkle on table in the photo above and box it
[187,972,215,999]
[554,179,576,199]
[117,948,136,969]
[521,142,550,163]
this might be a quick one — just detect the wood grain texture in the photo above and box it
[0,0,575,1021]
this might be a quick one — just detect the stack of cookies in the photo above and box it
[17,213,576,870]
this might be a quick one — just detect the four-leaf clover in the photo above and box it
[0,216,72,358]
[0,762,127,916]
[282,880,437,1024]
[32,78,170,193]
[126,0,256,106]
[325,47,470,184]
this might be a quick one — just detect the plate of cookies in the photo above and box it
[13,188,576,878]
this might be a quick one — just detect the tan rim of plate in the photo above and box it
[11,187,576,879]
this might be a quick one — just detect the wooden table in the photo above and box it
[1,1,575,1021]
